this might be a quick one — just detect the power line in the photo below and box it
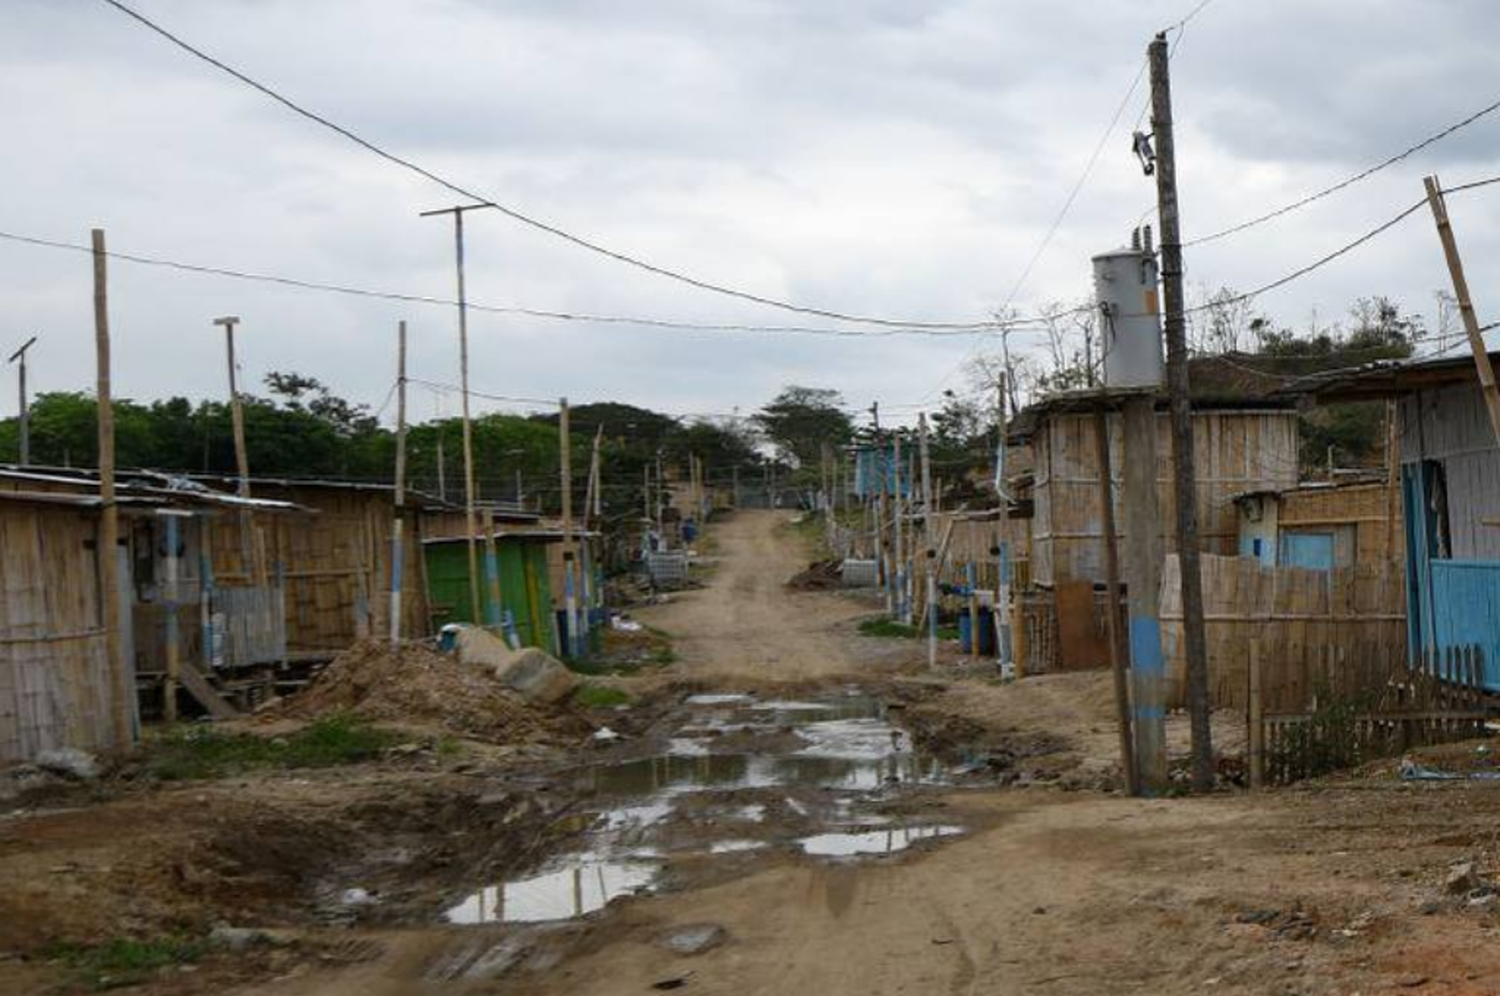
[1186,96,1500,247]
[97,0,1002,332]
[0,227,1056,340]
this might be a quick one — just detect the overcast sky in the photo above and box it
[2,0,1497,430]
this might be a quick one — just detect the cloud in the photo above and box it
[0,0,1497,432]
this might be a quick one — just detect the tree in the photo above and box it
[753,386,852,471]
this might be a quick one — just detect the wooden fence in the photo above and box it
[1160,554,1407,709]
[1253,642,1487,786]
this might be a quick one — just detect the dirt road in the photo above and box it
[634,510,876,681]
[3,510,1497,996]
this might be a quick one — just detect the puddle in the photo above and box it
[799,825,964,857]
[445,688,971,926]
[446,857,658,924]
[708,839,767,854]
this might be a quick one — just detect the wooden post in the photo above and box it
[7,336,36,465]
[919,413,938,667]
[1248,636,1264,790]
[893,431,907,623]
[420,203,497,627]
[481,506,504,631]
[390,321,409,646]
[1150,33,1215,791]
[162,512,182,723]
[995,375,1013,666]
[1094,403,1138,795]
[93,229,132,752]
[1122,395,1166,792]
[560,397,578,658]
[212,315,260,586]
[1384,399,1400,561]
[1423,175,1500,447]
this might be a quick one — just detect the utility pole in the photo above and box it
[93,230,132,752]
[212,316,261,586]
[893,431,907,624]
[7,336,37,465]
[420,201,497,624]
[390,321,409,647]
[560,397,578,658]
[1149,31,1214,791]
[919,413,938,666]
[995,374,1013,667]
[1423,175,1500,447]
[871,402,892,615]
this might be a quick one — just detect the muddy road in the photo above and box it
[3,510,1498,996]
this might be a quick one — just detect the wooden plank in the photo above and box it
[176,661,240,720]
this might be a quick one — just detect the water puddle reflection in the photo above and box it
[443,688,969,925]
[799,825,964,857]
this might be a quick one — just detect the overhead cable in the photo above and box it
[98,0,1000,331]
[1186,96,1500,247]
[0,228,1055,340]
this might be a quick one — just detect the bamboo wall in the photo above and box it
[1032,409,1300,586]
[1278,481,1404,567]
[0,500,123,763]
[1160,554,1407,710]
[211,486,430,656]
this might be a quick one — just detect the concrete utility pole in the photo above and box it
[893,431,907,624]
[212,316,260,586]
[420,201,497,623]
[1423,175,1500,447]
[7,336,37,465]
[871,402,892,615]
[1149,31,1214,791]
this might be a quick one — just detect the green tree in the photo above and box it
[753,386,852,472]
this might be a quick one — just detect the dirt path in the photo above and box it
[635,510,877,682]
[4,511,1496,996]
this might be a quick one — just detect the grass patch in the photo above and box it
[859,617,922,639]
[146,713,401,781]
[573,683,631,709]
[49,936,213,991]
[857,617,960,641]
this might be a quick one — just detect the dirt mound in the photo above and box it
[281,640,562,742]
[786,558,843,590]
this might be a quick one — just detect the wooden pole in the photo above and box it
[1248,636,1264,790]
[893,431,906,623]
[560,397,578,658]
[1094,402,1138,795]
[481,506,504,632]
[93,229,132,752]
[919,413,938,667]
[420,203,497,626]
[1423,175,1500,447]
[212,315,260,587]
[1384,398,1400,562]
[7,336,36,465]
[390,320,409,646]
[162,512,182,723]
[995,375,1013,666]
[1122,395,1167,792]
[1150,32,1214,791]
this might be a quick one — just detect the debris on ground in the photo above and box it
[34,747,101,781]
[785,559,843,591]
[660,924,726,956]
[456,628,579,704]
[278,639,557,742]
